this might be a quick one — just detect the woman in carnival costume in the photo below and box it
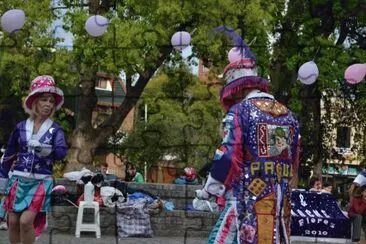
[0,75,68,244]
[196,27,301,244]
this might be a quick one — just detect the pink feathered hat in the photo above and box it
[211,26,269,110]
[24,75,64,114]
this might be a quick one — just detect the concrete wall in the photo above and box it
[47,206,219,237]
[50,180,219,237]
[54,179,204,211]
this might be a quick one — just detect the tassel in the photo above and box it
[210,26,256,60]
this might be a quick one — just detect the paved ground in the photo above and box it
[0,230,354,243]
[0,230,208,244]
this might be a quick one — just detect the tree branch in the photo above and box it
[95,45,172,145]
[335,19,349,45]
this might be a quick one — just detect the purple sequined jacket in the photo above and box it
[0,119,68,179]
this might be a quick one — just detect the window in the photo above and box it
[336,127,351,148]
[97,79,108,89]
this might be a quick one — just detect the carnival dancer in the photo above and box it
[196,28,300,244]
[0,75,68,244]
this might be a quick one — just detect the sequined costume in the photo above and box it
[201,56,300,244]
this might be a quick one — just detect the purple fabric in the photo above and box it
[209,95,300,243]
[0,120,68,177]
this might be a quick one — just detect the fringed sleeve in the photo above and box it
[208,105,244,194]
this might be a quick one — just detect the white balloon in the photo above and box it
[171,31,191,51]
[85,15,109,37]
[297,61,319,85]
[0,9,25,33]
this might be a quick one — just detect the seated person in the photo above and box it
[349,170,366,202]
[348,187,366,242]
[308,176,322,192]
[174,167,199,185]
[100,162,118,181]
[125,162,144,183]
[321,182,333,193]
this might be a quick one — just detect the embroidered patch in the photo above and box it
[214,149,225,160]
[223,113,234,129]
[257,123,292,159]
[222,128,230,143]
[254,192,276,244]
[252,99,288,117]
[225,114,234,122]
[248,178,267,197]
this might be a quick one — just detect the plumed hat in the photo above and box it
[212,27,269,110]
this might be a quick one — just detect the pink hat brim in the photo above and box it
[24,86,64,114]
[220,76,268,111]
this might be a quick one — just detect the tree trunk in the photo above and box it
[67,130,98,171]
[311,94,323,178]
[65,65,98,171]
[62,0,196,172]
[300,84,323,179]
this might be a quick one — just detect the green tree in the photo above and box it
[1,0,279,171]
[56,0,279,170]
[0,0,67,145]
[120,63,222,170]
[270,0,366,180]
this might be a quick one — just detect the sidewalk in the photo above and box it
[0,231,207,244]
[0,230,332,244]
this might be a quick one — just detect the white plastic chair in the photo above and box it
[75,201,101,238]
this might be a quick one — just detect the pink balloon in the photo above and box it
[228,48,242,63]
[344,63,366,85]
[297,61,319,85]
[171,31,191,51]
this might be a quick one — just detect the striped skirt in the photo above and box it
[1,175,53,237]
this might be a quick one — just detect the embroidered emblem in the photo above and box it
[257,123,268,157]
[252,99,288,117]
[222,128,230,143]
[250,110,258,119]
[299,194,307,207]
[254,192,276,244]
[240,224,256,243]
[248,178,267,196]
[268,126,291,159]
[243,210,253,221]
[43,136,52,144]
[225,114,234,122]
[257,124,292,159]
[214,149,225,160]
[23,156,33,165]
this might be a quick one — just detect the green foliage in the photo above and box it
[1,0,365,179]
[120,64,222,170]
[270,0,366,179]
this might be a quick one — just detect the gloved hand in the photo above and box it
[28,140,52,157]
[195,189,211,200]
